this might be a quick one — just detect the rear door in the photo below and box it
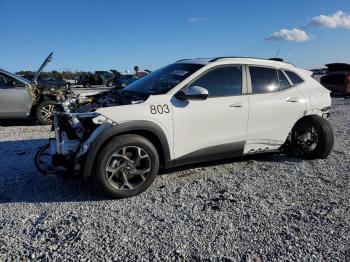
[245,66,306,153]
[0,72,31,117]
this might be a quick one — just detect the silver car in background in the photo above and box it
[0,53,73,124]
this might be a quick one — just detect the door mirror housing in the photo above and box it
[175,86,209,100]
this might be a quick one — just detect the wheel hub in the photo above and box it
[296,126,319,153]
[104,146,151,190]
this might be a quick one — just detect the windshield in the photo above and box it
[124,63,204,94]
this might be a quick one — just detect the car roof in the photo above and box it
[176,56,296,68]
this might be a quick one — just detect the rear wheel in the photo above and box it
[93,135,159,198]
[291,115,334,159]
[36,100,57,125]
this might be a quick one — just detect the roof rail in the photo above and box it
[176,59,190,62]
[209,56,253,62]
[209,56,289,63]
[269,58,284,62]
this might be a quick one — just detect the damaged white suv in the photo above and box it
[36,57,334,198]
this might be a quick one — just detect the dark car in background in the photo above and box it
[320,63,350,98]
[79,71,112,88]
[108,74,140,89]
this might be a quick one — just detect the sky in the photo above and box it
[0,0,349,72]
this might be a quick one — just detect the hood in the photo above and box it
[31,52,54,84]
[74,90,150,113]
[325,63,350,72]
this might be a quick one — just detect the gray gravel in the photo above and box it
[1,98,349,261]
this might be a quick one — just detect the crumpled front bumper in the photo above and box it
[35,113,110,176]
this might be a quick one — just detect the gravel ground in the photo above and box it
[0,98,349,261]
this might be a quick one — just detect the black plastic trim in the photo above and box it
[82,121,171,178]
[171,141,245,167]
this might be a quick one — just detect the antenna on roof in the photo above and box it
[275,49,280,57]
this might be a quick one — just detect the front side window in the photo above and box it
[0,73,25,89]
[249,66,279,93]
[278,70,292,90]
[285,70,304,85]
[189,66,242,97]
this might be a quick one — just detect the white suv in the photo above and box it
[35,57,334,198]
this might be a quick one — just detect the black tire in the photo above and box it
[36,100,57,125]
[93,135,159,198]
[291,115,334,159]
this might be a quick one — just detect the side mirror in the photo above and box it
[175,86,209,100]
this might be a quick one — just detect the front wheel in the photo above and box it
[36,100,57,125]
[291,115,334,159]
[93,135,159,198]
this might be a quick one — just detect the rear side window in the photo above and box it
[190,66,242,97]
[285,70,304,85]
[278,70,292,90]
[249,67,279,93]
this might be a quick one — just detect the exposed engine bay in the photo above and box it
[35,89,150,175]
[71,89,150,113]
[31,83,74,104]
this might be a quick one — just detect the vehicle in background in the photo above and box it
[106,70,121,87]
[311,68,328,76]
[109,74,140,89]
[22,74,70,89]
[0,52,74,125]
[320,63,350,98]
[79,71,112,88]
[64,78,79,87]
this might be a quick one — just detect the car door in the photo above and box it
[0,72,31,117]
[244,66,306,153]
[171,65,249,164]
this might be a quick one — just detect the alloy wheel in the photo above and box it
[40,104,55,122]
[105,146,151,190]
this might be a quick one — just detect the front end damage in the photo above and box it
[35,110,111,176]
[35,90,149,176]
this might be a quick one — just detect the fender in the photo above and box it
[82,120,171,178]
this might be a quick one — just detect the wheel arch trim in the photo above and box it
[82,120,171,178]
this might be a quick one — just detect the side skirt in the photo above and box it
[169,141,246,168]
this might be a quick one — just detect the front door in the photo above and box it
[171,65,249,164]
[0,73,31,117]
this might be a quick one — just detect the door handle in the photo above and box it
[229,102,244,108]
[286,97,303,103]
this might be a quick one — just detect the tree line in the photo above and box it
[16,70,90,80]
